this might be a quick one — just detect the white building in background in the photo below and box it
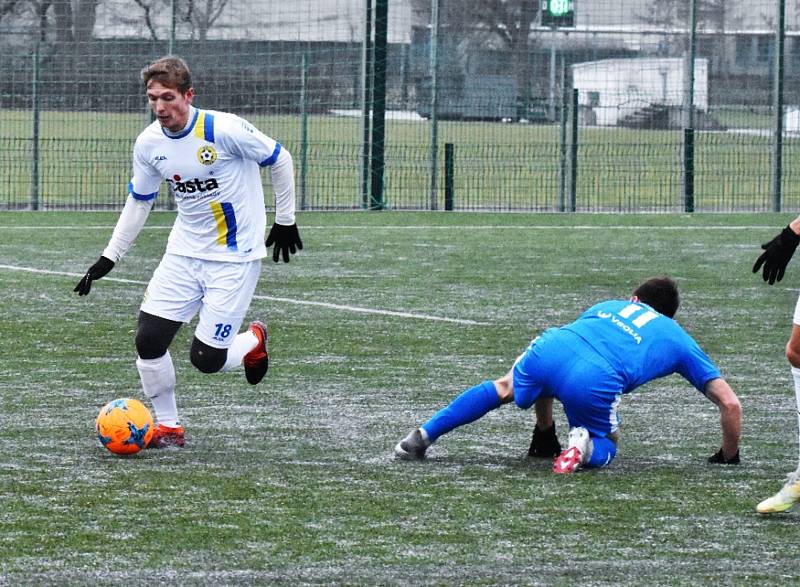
[572,58,708,126]
[93,0,414,43]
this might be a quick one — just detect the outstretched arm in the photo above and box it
[753,216,800,285]
[704,377,742,462]
[74,195,153,295]
[264,146,303,263]
[102,195,154,263]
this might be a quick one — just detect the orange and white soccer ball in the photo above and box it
[96,398,154,455]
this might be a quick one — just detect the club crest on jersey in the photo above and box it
[197,145,217,165]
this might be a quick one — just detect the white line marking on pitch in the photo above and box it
[0,264,486,326]
[0,224,782,230]
[249,293,486,325]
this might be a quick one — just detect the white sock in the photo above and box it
[137,351,178,427]
[418,427,430,446]
[221,330,258,372]
[791,367,800,468]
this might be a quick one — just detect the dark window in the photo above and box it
[756,36,773,64]
[735,36,751,66]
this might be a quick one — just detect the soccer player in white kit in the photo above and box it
[752,217,800,512]
[74,56,303,449]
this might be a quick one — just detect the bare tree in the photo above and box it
[72,0,96,41]
[0,0,25,20]
[51,0,72,42]
[184,0,230,42]
[52,0,95,43]
[131,0,160,40]
[125,0,230,41]
[0,0,45,39]
[1,0,98,43]
[33,0,49,41]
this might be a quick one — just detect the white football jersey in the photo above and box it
[130,108,294,262]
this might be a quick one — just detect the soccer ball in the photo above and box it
[96,398,154,455]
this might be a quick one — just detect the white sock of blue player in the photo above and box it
[136,351,179,427]
[220,329,258,372]
[792,367,800,470]
[420,380,502,442]
[586,435,617,468]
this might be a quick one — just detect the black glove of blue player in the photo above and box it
[265,223,303,263]
[753,225,800,285]
[527,423,562,458]
[74,256,115,296]
[708,448,740,465]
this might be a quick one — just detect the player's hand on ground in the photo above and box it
[74,256,115,295]
[708,448,740,464]
[753,225,800,285]
[265,223,303,263]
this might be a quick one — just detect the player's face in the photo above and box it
[146,80,194,133]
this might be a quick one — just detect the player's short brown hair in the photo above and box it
[633,276,680,318]
[140,56,192,94]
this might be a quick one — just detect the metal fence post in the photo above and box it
[169,0,176,54]
[683,0,697,131]
[360,0,373,209]
[681,0,696,213]
[549,42,557,122]
[30,44,40,211]
[772,0,786,212]
[444,142,454,211]
[300,53,308,211]
[369,0,387,210]
[569,88,578,212]
[428,0,440,211]
[558,62,568,212]
[684,128,695,213]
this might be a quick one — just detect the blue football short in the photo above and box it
[512,328,625,439]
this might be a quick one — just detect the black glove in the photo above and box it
[527,423,561,458]
[753,225,800,285]
[265,223,303,263]
[74,256,115,296]
[708,448,740,465]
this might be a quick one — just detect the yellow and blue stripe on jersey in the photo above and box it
[210,201,238,250]
[193,111,215,142]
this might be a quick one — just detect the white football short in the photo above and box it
[794,294,800,326]
[141,253,262,349]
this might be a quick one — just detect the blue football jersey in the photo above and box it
[562,299,720,394]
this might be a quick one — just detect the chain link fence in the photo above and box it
[2,0,800,212]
